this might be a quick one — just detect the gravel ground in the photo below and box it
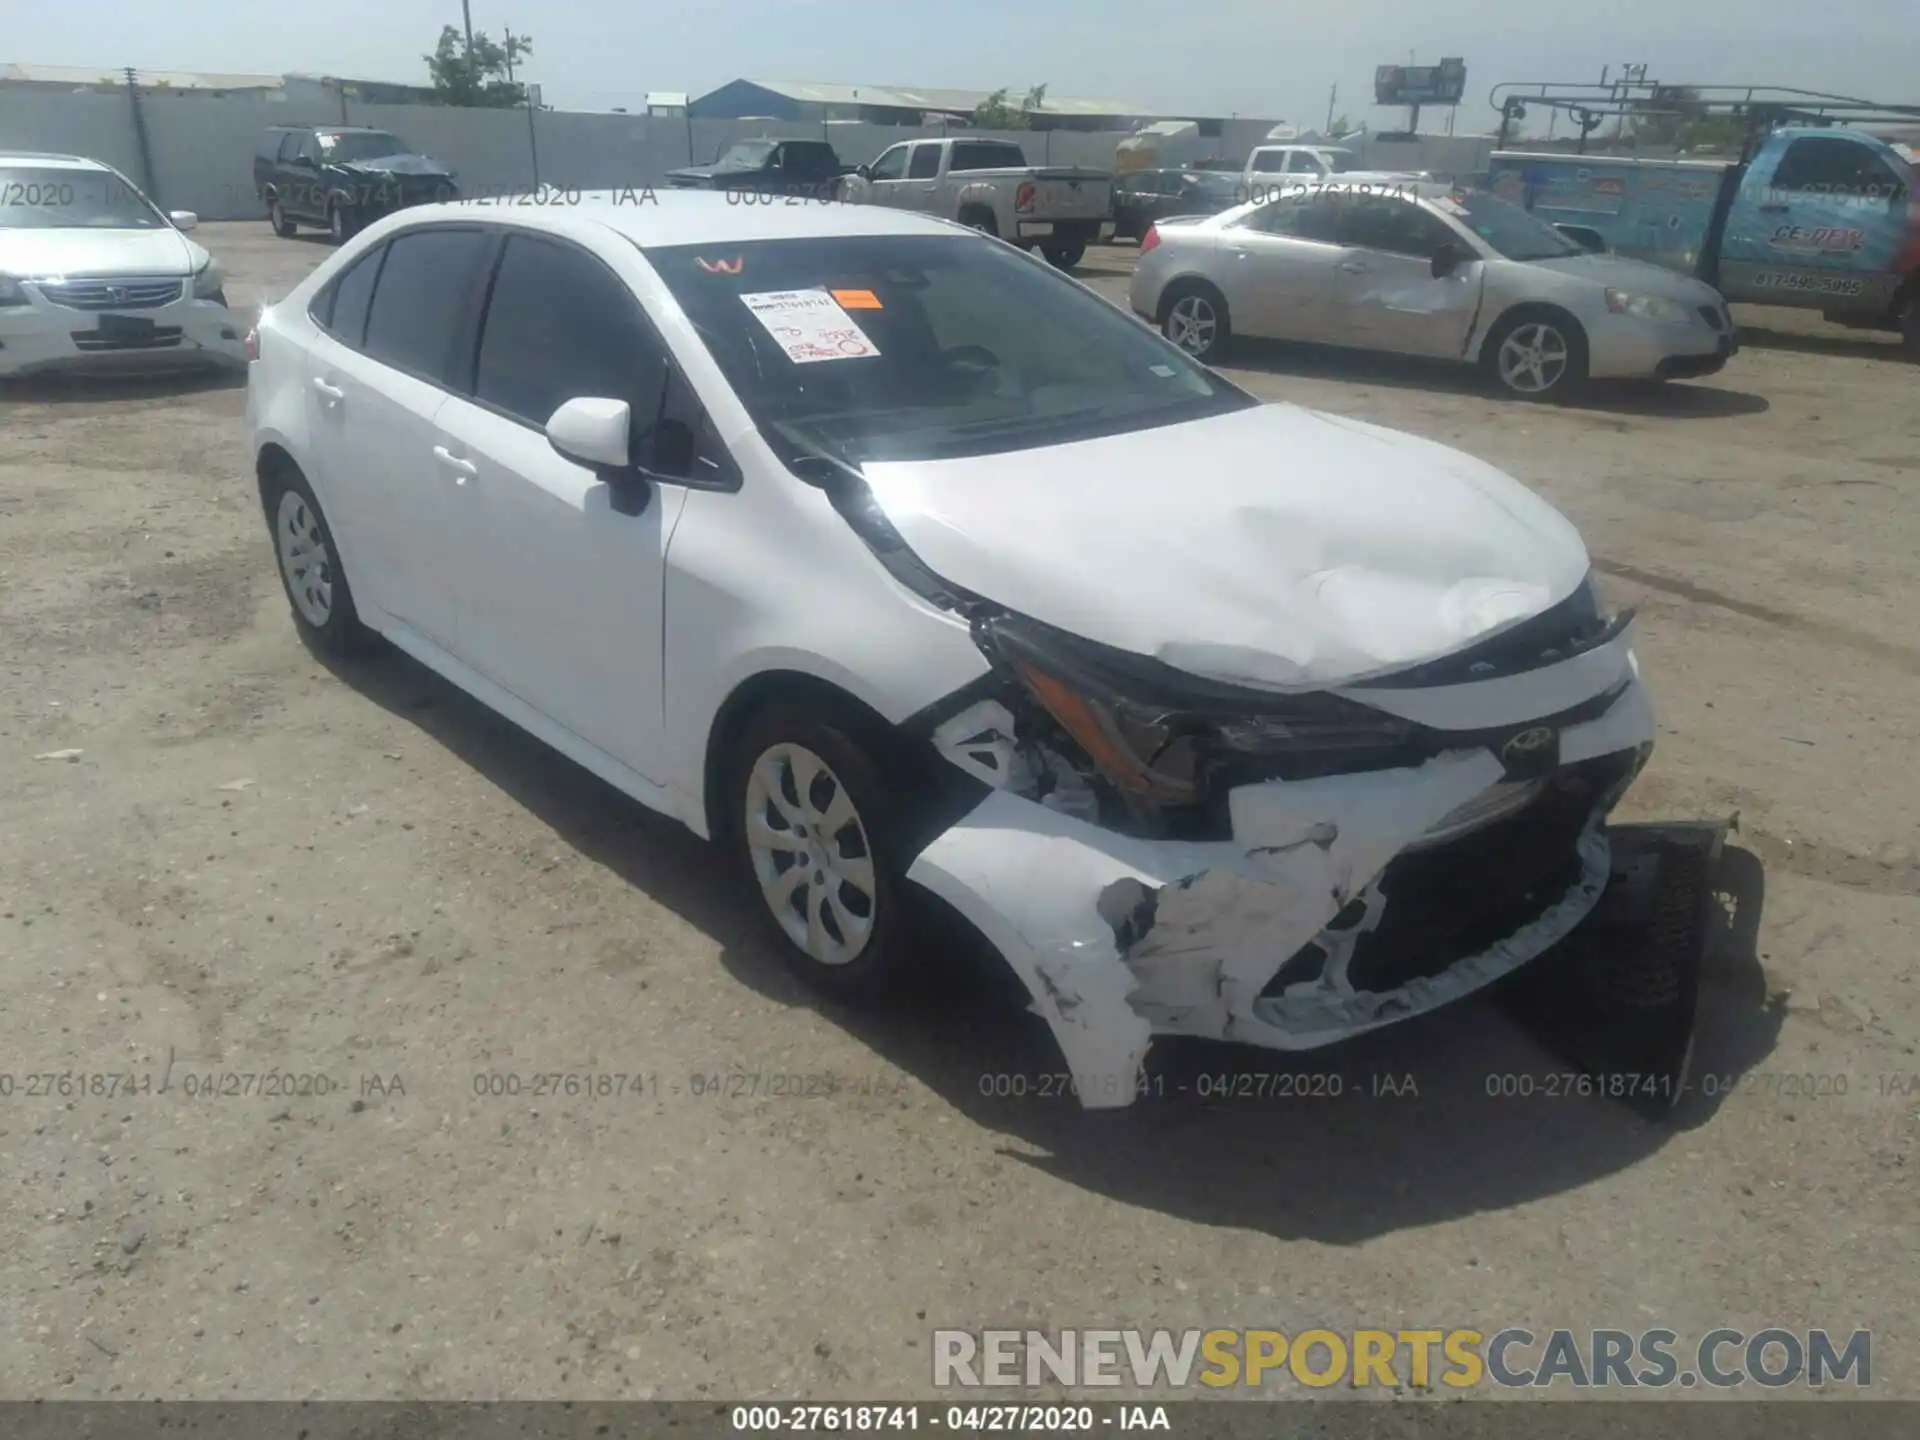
[1,225,1915,1401]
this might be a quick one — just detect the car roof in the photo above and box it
[395,189,968,249]
[0,151,112,170]
[267,123,393,133]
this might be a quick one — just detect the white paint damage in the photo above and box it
[859,401,1592,694]
[912,688,1649,1109]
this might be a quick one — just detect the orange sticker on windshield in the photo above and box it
[696,257,743,275]
[830,288,883,309]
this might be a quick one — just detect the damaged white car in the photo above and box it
[246,197,1657,1109]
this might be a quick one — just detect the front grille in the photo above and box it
[1698,304,1726,331]
[39,277,183,311]
[72,326,184,352]
[1262,753,1634,999]
[1355,578,1614,689]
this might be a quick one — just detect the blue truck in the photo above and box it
[1483,88,1920,354]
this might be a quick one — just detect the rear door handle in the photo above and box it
[311,377,344,401]
[432,445,478,483]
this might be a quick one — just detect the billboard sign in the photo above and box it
[1375,57,1467,106]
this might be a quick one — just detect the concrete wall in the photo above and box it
[1,89,1147,219]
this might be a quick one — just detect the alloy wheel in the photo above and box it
[276,489,333,627]
[1166,294,1217,355]
[742,742,877,966]
[1497,322,1570,394]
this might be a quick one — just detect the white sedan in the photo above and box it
[245,194,1659,1108]
[1132,179,1736,398]
[0,151,247,379]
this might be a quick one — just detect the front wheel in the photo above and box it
[267,196,296,237]
[1158,281,1231,363]
[1485,311,1588,400]
[1899,287,1920,359]
[327,199,355,245]
[725,704,913,1001]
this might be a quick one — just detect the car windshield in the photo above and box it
[714,141,777,172]
[0,166,167,230]
[318,132,407,163]
[649,234,1253,466]
[1444,188,1582,261]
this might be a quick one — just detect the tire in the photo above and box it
[1042,241,1087,270]
[724,702,915,1002]
[958,206,998,237]
[1157,279,1231,363]
[260,461,376,655]
[267,195,297,238]
[327,199,355,246]
[1484,308,1588,400]
[1899,285,1920,360]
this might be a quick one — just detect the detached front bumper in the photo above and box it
[1585,304,1738,381]
[0,292,247,379]
[909,636,1659,1110]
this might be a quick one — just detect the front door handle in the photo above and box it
[432,445,478,483]
[311,377,344,402]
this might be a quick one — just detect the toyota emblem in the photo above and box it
[1501,726,1553,762]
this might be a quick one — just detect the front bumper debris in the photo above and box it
[908,679,1662,1111]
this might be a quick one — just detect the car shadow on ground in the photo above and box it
[1220,339,1772,419]
[1732,323,1907,365]
[326,639,1781,1243]
[0,367,246,405]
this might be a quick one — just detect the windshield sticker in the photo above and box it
[740,289,882,364]
[830,288,883,310]
[1434,195,1468,216]
[696,257,744,276]
[1148,364,1176,377]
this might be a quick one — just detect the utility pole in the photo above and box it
[504,27,516,83]
[462,0,478,90]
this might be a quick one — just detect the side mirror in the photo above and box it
[1431,242,1471,278]
[548,396,631,468]
[1554,223,1608,254]
[855,164,872,180]
[169,210,199,230]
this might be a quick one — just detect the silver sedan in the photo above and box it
[1129,180,1737,399]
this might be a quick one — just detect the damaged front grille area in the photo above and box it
[1355,574,1626,690]
[1259,752,1637,1000]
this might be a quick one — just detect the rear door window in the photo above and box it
[907,144,942,180]
[360,227,496,385]
[310,245,386,346]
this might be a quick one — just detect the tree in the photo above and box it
[971,87,1029,130]
[1628,85,1746,153]
[424,25,534,107]
[1328,113,1355,136]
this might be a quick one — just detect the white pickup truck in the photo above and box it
[838,137,1111,269]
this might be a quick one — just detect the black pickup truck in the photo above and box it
[664,138,853,196]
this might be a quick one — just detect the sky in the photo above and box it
[9,0,1917,131]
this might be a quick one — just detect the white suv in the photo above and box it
[245,193,1657,1109]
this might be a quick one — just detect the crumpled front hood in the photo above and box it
[859,402,1591,691]
[341,154,450,178]
[0,225,196,278]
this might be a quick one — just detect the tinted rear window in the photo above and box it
[949,141,1027,171]
[361,228,494,382]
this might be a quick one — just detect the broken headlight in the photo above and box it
[977,614,1424,808]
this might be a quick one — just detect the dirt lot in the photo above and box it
[2,224,1916,1401]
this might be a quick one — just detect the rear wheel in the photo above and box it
[1158,280,1230,363]
[1484,309,1588,400]
[958,206,998,237]
[725,703,915,1001]
[327,199,355,245]
[1042,240,1087,270]
[260,462,375,655]
[267,195,297,237]
[1899,285,1920,359]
